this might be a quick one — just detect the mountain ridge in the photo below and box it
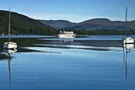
[0,10,57,35]
[40,18,135,30]
[40,20,77,29]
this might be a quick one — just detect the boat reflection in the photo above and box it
[2,49,17,88]
[4,49,17,55]
[123,43,134,53]
[123,43,134,82]
[60,38,74,43]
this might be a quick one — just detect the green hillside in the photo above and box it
[0,10,57,35]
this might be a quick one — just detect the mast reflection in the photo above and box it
[123,43,134,82]
[3,49,17,88]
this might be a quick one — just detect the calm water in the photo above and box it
[0,35,135,90]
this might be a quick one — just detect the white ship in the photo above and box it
[58,31,76,38]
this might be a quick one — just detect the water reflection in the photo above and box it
[123,44,134,82]
[1,36,135,89]
[4,49,17,55]
[60,38,74,43]
[2,49,17,88]
[0,36,125,53]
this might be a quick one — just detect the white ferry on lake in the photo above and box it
[58,31,76,38]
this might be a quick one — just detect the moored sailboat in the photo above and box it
[3,8,17,49]
[123,7,134,44]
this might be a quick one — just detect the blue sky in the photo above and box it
[0,0,135,22]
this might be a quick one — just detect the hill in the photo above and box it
[64,18,125,30]
[40,18,135,30]
[0,10,57,35]
[40,20,77,29]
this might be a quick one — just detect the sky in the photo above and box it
[0,0,135,22]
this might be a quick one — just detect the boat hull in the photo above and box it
[123,37,134,44]
[58,34,76,38]
[3,42,17,49]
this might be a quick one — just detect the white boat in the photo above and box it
[123,36,134,44]
[3,8,17,49]
[4,42,17,49]
[58,31,76,38]
[123,7,134,44]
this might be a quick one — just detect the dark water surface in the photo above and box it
[0,35,135,90]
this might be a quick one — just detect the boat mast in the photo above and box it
[8,8,11,42]
[125,7,127,23]
[125,7,128,35]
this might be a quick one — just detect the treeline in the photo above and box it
[0,10,58,35]
[1,10,135,35]
[73,29,135,35]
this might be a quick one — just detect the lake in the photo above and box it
[0,35,135,90]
